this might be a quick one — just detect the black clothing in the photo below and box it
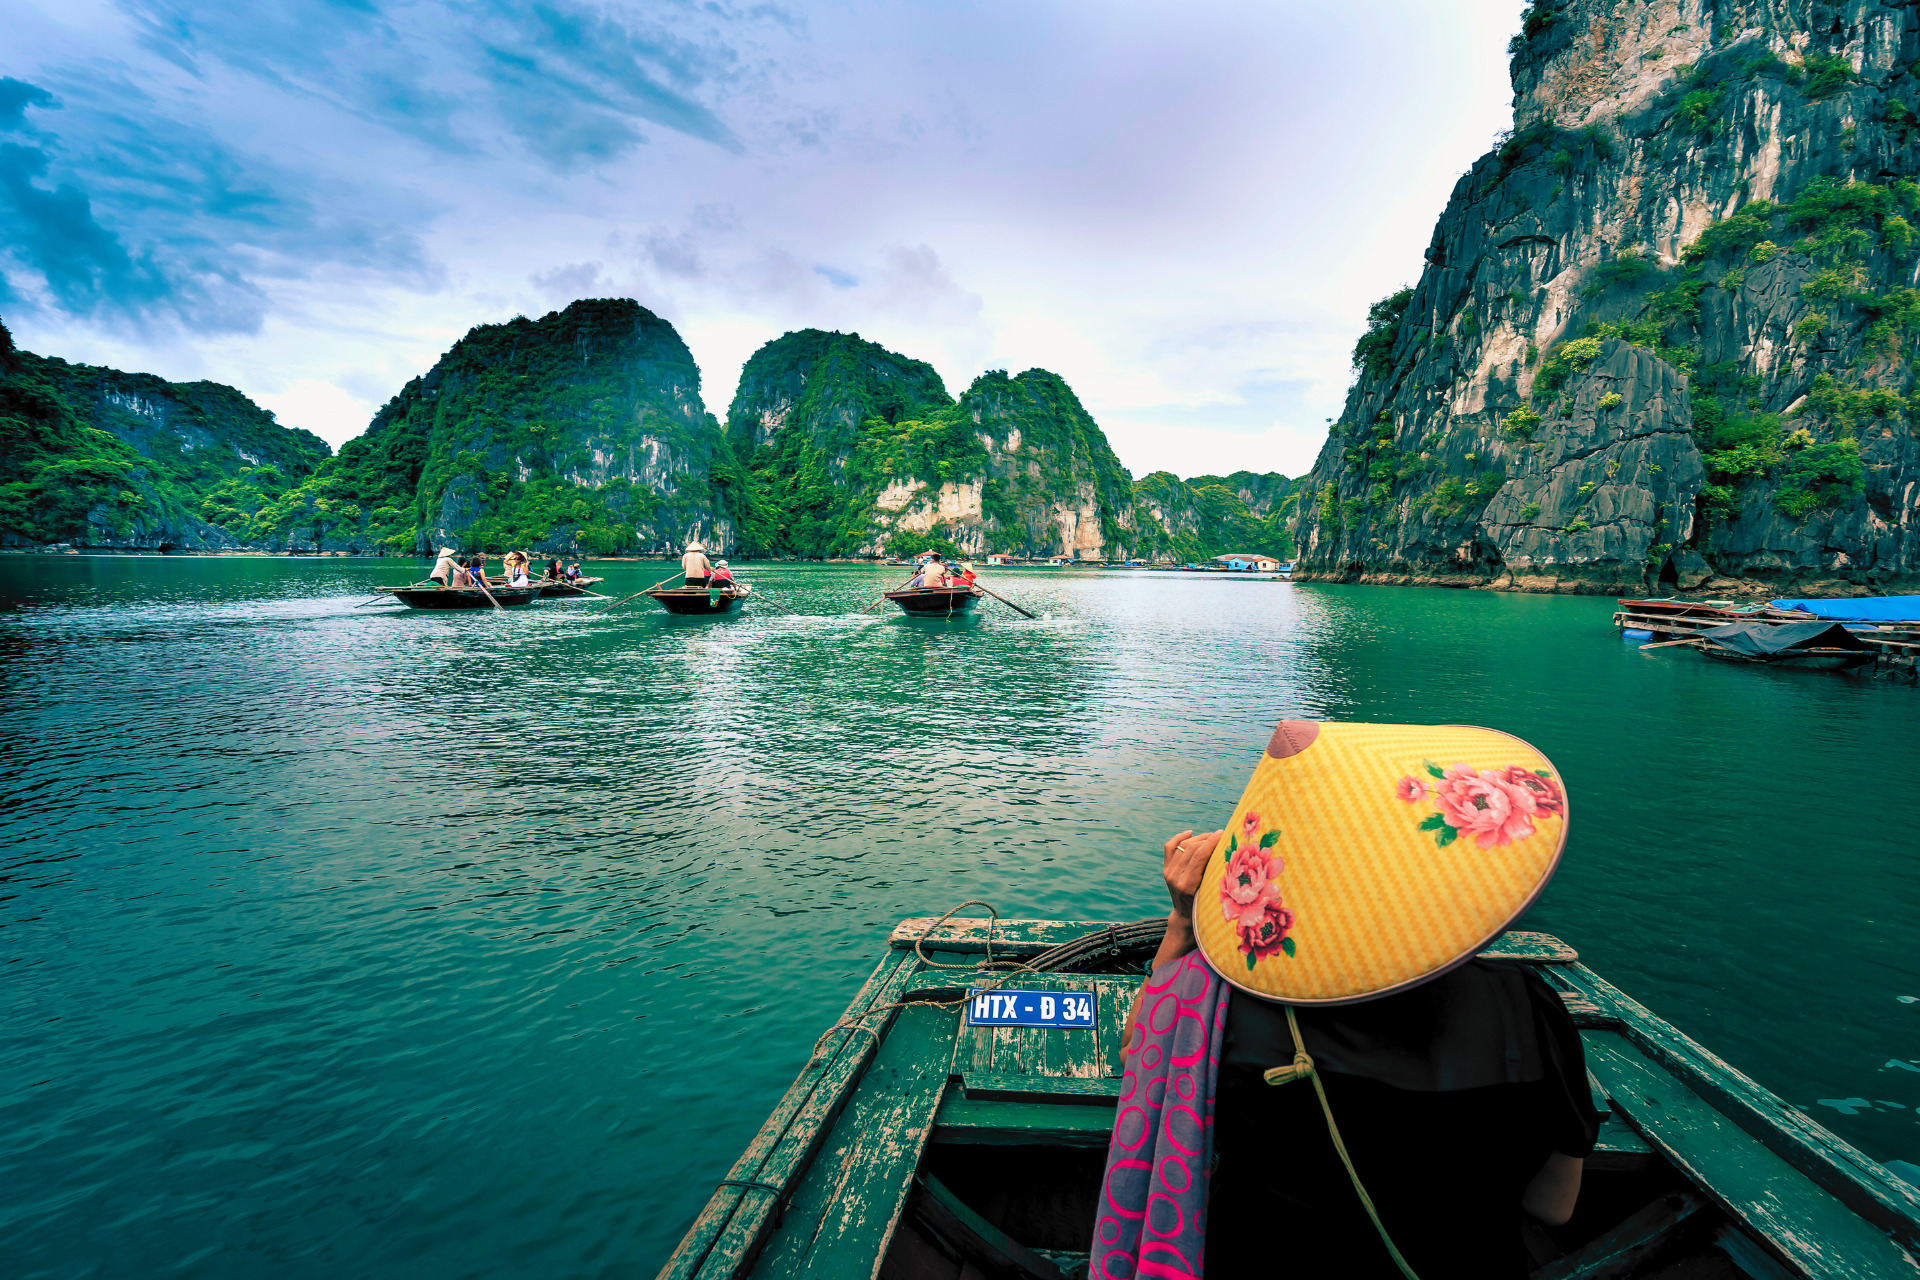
[1206,963,1598,1280]
[685,575,709,588]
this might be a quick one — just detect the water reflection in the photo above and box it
[0,559,1916,1280]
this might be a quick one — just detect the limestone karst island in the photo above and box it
[7,4,1920,1280]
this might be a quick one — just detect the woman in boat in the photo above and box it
[566,562,582,582]
[708,559,734,590]
[1105,722,1596,1280]
[448,558,473,589]
[503,552,531,588]
[430,546,459,586]
[919,556,947,589]
[466,554,492,588]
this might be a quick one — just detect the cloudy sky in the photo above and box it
[2,0,1521,479]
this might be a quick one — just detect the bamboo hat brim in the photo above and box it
[1193,720,1569,1006]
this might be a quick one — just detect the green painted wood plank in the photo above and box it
[660,949,922,1280]
[1554,963,1920,1249]
[889,917,1123,955]
[1529,1190,1708,1280]
[1475,929,1578,964]
[1039,979,1104,1079]
[1584,1032,1920,1279]
[961,1073,1119,1104]
[1094,978,1135,1077]
[1587,1114,1655,1172]
[930,1093,1115,1148]
[749,1001,961,1279]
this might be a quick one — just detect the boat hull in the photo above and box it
[649,586,744,614]
[885,587,980,615]
[386,585,543,608]
[532,577,604,598]
[661,917,1920,1280]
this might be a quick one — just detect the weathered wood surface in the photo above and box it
[1583,1032,1920,1278]
[959,1074,1119,1104]
[658,950,923,1280]
[1528,1190,1707,1280]
[751,1002,959,1279]
[952,976,1107,1081]
[908,1174,1067,1280]
[891,917,1578,964]
[930,1092,1115,1148]
[1586,1115,1655,1173]
[1550,963,1920,1252]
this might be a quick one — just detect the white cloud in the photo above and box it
[6,0,1523,474]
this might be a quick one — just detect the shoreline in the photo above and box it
[1288,567,1920,600]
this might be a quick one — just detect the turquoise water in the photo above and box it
[3,557,1918,1278]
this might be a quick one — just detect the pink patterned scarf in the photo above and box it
[1090,950,1230,1280]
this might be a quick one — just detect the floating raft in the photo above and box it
[659,916,1920,1280]
[1616,598,1919,679]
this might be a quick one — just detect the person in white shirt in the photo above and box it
[681,540,713,587]
[920,555,948,588]
[431,547,459,585]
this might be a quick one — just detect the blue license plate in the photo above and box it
[965,988,1097,1028]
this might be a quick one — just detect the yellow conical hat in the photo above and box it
[1194,720,1569,1005]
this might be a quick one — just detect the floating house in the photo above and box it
[1215,552,1284,572]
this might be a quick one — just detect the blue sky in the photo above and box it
[1,0,1521,478]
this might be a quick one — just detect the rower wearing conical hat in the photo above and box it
[681,539,713,588]
[430,546,459,585]
[1097,719,1595,1280]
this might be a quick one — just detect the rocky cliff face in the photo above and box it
[0,319,330,550]
[1293,0,1920,594]
[256,299,739,555]
[724,329,1295,561]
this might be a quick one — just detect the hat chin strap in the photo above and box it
[1263,1005,1422,1280]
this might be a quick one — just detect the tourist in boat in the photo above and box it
[466,554,492,588]
[504,552,531,588]
[543,559,563,582]
[430,546,459,585]
[954,561,978,587]
[565,562,582,582]
[682,540,712,588]
[919,556,947,589]
[1105,723,1597,1279]
[448,558,473,589]
[708,559,734,590]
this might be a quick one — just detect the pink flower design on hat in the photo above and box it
[1501,766,1565,817]
[1220,845,1282,930]
[1399,760,1563,849]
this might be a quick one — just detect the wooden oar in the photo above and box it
[355,592,398,607]
[860,568,923,614]
[602,569,685,612]
[967,577,1036,619]
[1639,637,1700,649]
[741,585,798,614]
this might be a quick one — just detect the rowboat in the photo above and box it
[1694,621,1877,671]
[378,583,544,608]
[884,586,980,616]
[659,915,1920,1280]
[534,576,605,598]
[648,584,750,615]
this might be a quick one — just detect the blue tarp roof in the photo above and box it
[1771,597,1920,623]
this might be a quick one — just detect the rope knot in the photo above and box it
[1262,1049,1315,1087]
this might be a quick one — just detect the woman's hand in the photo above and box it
[1162,829,1222,923]
[1124,829,1224,1055]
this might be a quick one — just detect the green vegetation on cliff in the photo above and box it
[253,299,728,554]
[0,318,329,547]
